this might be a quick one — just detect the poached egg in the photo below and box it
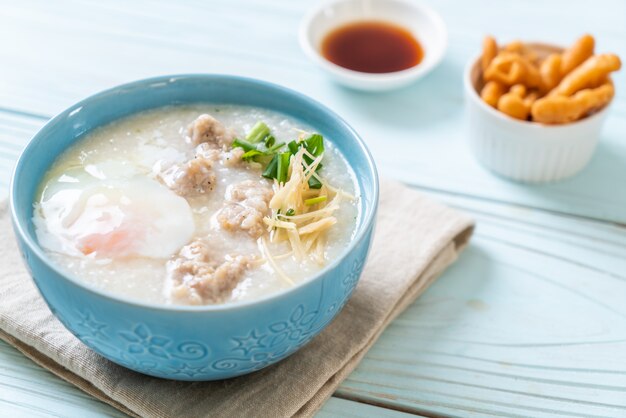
[34,161,195,259]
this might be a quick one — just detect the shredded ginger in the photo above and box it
[263,147,345,266]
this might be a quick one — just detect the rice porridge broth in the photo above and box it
[33,105,359,305]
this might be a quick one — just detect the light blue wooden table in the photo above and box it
[1,0,625,416]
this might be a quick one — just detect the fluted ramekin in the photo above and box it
[464,47,610,183]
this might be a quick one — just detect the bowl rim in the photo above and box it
[298,0,448,84]
[464,45,611,129]
[10,73,380,313]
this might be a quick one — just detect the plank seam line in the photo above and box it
[0,107,50,122]
[363,355,626,392]
[383,326,626,349]
[490,256,626,319]
[474,223,626,260]
[366,346,626,375]
[475,234,626,282]
[0,369,97,399]
[0,397,65,417]
[465,207,626,249]
[0,379,95,404]
[332,391,455,418]
[343,376,624,415]
[336,386,578,418]
[407,183,626,229]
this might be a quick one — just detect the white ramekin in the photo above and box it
[299,0,447,92]
[464,49,610,183]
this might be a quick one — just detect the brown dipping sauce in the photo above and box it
[321,21,423,74]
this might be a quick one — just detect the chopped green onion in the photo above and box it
[267,141,285,153]
[232,138,256,152]
[239,129,325,189]
[264,135,276,148]
[276,152,291,183]
[262,155,278,179]
[287,134,325,168]
[241,149,264,161]
[285,208,295,216]
[287,140,300,155]
[305,196,327,206]
[308,176,323,189]
[246,121,270,143]
[304,134,324,157]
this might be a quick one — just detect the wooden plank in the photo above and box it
[2,111,626,416]
[0,340,128,417]
[0,0,625,222]
[0,112,43,193]
[1,0,626,415]
[336,190,626,418]
[0,340,421,418]
[317,397,421,418]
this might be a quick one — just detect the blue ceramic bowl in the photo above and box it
[10,75,378,381]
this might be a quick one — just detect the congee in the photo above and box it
[33,105,359,305]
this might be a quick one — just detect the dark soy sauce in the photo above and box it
[321,21,424,73]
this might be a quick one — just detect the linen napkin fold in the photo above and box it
[0,179,473,418]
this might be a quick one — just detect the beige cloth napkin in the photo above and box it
[0,179,473,418]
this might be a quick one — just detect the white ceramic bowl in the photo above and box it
[299,0,447,91]
[464,44,611,183]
